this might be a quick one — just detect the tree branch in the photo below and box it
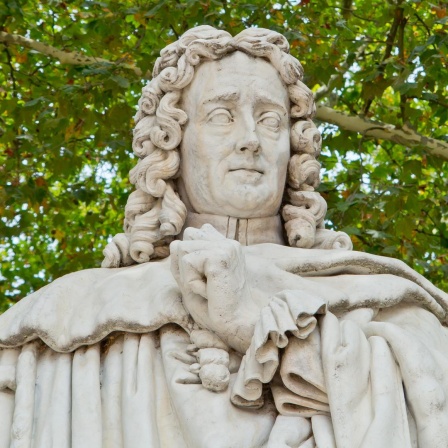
[4,47,17,96]
[316,105,448,160]
[363,6,403,115]
[414,12,431,37]
[0,31,147,78]
[342,0,353,20]
[397,13,408,124]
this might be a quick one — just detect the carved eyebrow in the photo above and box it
[201,89,287,112]
[255,92,288,112]
[202,90,240,104]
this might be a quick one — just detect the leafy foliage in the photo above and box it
[1,0,447,310]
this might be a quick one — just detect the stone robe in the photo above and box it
[0,244,447,448]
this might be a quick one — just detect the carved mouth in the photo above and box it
[229,168,264,175]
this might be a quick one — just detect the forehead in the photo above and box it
[182,51,289,110]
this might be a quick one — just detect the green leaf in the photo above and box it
[111,75,130,89]
[24,97,48,107]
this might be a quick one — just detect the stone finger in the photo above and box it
[200,223,226,241]
[181,252,207,299]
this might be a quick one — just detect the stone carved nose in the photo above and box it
[238,125,260,153]
[237,115,260,153]
[239,139,260,153]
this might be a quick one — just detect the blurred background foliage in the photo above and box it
[0,0,447,311]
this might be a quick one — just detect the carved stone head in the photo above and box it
[102,26,351,268]
[179,51,291,218]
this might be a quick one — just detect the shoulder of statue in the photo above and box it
[0,259,191,352]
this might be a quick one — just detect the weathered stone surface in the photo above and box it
[0,25,447,447]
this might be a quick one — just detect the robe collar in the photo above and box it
[181,212,285,246]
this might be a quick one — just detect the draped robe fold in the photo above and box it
[0,244,447,447]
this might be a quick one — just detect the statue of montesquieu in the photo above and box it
[0,26,447,448]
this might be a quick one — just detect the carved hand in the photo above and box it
[170,224,260,353]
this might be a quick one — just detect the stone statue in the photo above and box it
[0,26,447,448]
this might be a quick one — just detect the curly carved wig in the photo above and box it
[102,26,351,268]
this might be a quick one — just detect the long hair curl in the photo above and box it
[102,26,351,268]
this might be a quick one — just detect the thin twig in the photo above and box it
[169,24,179,39]
[407,95,448,109]
[398,13,408,123]
[3,46,17,96]
[414,12,431,36]
[314,42,367,102]
[363,6,404,115]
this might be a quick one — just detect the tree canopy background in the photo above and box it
[1,0,447,310]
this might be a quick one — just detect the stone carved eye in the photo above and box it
[258,112,280,130]
[208,109,233,125]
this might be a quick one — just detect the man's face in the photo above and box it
[180,51,290,218]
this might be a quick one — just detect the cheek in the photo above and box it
[200,127,235,166]
[268,134,290,186]
[202,124,234,146]
[182,125,208,166]
[180,132,196,174]
[187,123,231,155]
[265,132,290,166]
[181,128,225,183]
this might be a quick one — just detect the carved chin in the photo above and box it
[226,185,279,213]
